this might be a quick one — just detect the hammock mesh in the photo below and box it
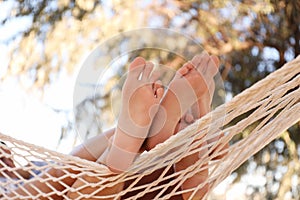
[0,56,300,199]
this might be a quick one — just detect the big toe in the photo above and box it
[206,55,219,77]
[211,55,220,67]
[129,57,146,77]
[191,53,205,68]
[142,61,154,81]
[154,80,164,100]
[175,62,192,78]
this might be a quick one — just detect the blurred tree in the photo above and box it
[1,0,299,199]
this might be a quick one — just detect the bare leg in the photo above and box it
[67,55,224,200]
[67,57,164,199]
[127,53,218,197]
[6,129,115,199]
[175,55,221,200]
[121,111,194,200]
[5,55,220,199]
[104,57,164,173]
[190,56,229,160]
[69,128,114,161]
[174,107,210,200]
[5,55,164,198]
[120,55,217,198]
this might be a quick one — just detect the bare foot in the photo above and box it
[146,53,219,149]
[67,57,164,199]
[104,57,164,173]
[191,55,229,160]
[174,55,228,199]
[191,55,219,119]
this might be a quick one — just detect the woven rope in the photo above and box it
[1,56,300,199]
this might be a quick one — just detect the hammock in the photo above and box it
[0,56,300,200]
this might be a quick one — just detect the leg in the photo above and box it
[174,106,210,200]
[6,129,115,199]
[122,112,194,200]
[69,128,115,161]
[190,56,229,160]
[124,53,215,199]
[66,174,124,200]
[175,55,221,200]
[67,57,164,199]
[103,57,164,173]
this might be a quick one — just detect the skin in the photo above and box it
[3,57,163,199]
[121,112,195,200]
[66,54,220,199]
[66,119,195,200]
[4,130,115,200]
[175,56,219,200]
[104,57,164,173]
[145,53,220,200]
[67,57,165,199]
[145,53,219,149]
[120,54,225,199]
[2,54,228,200]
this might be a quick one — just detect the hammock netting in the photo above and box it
[1,56,300,199]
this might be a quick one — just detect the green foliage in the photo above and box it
[1,0,299,199]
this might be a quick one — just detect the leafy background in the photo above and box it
[0,0,299,199]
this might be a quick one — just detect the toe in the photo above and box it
[142,61,154,81]
[184,113,194,124]
[210,55,220,67]
[149,70,160,82]
[156,87,164,100]
[129,57,146,78]
[191,54,203,68]
[205,56,219,77]
[185,62,194,70]
[175,62,191,78]
[197,52,210,73]
[154,81,164,99]
[153,80,163,94]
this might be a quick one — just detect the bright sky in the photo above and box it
[0,0,281,153]
[0,41,76,155]
[0,0,80,153]
[0,66,77,154]
[0,1,294,199]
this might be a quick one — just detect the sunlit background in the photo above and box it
[0,0,299,199]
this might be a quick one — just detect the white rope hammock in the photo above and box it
[1,56,300,199]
